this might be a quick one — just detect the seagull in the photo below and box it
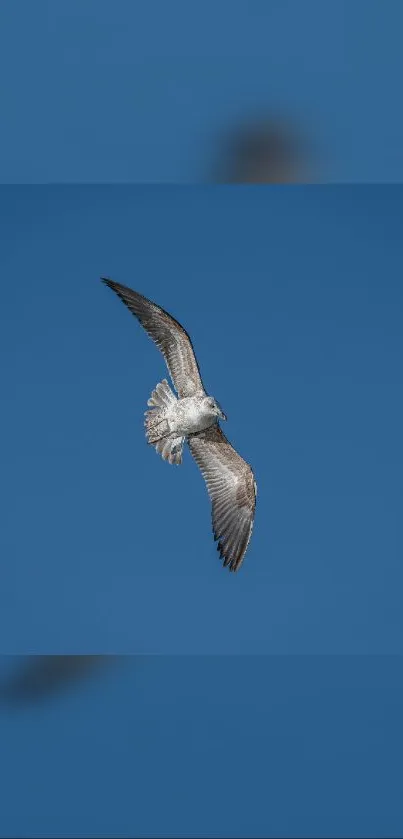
[102,278,257,572]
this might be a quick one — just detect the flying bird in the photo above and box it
[102,279,257,572]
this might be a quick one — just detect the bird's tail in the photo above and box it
[147,379,177,410]
[144,380,184,465]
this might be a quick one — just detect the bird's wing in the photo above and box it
[102,278,205,398]
[188,424,257,572]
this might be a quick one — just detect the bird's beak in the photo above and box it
[219,409,227,421]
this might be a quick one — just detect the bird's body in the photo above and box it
[157,394,219,437]
[102,278,257,571]
[175,395,215,432]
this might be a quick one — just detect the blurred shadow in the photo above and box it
[0,655,117,707]
[210,115,315,183]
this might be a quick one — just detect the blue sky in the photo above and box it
[1,185,402,653]
[1,0,403,181]
[0,655,402,837]
[1,6,402,836]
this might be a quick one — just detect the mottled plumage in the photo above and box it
[188,426,256,571]
[102,278,257,572]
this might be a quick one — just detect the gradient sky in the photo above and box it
[0,0,403,182]
[1,184,402,653]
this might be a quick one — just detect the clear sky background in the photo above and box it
[1,6,402,836]
[1,0,403,182]
[0,655,402,837]
[1,184,402,653]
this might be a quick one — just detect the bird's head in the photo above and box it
[204,396,227,422]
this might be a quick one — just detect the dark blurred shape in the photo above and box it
[0,655,115,706]
[212,116,311,183]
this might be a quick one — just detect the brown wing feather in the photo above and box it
[188,425,257,572]
[102,278,205,398]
